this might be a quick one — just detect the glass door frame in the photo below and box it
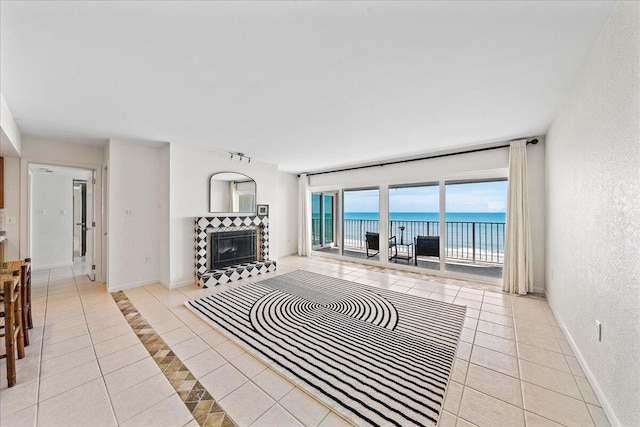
[387,181,441,270]
[443,175,508,279]
[309,168,507,284]
[341,186,385,263]
[311,191,337,251]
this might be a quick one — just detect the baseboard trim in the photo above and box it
[108,278,161,293]
[33,262,74,271]
[546,300,621,427]
[170,278,196,289]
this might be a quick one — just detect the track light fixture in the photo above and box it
[229,152,252,163]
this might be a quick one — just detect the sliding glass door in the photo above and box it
[444,179,507,278]
[342,188,380,260]
[388,183,440,270]
[311,175,507,281]
[312,192,337,252]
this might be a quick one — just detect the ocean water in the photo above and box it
[341,212,505,222]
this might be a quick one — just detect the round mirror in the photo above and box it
[209,172,256,214]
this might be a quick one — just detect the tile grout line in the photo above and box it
[33,268,52,425]
[513,293,528,427]
[73,265,119,425]
[111,290,237,427]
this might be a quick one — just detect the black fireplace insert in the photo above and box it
[208,228,257,269]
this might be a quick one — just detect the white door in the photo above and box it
[86,171,96,281]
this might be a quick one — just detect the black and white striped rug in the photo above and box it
[185,270,466,426]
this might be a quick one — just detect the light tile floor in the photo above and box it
[0,255,611,427]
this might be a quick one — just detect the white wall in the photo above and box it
[545,3,639,426]
[107,139,164,291]
[0,93,22,157]
[31,174,73,268]
[276,171,299,257]
[311,143,546,290]
[3,157,21,260]
[168,144,297,288]
[158,145,171,287]
[22,137,104,165]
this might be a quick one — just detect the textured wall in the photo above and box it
[545,3,640,426]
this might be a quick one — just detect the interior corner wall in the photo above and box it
[3,157,21,260]
[168,143,295,288]
[309,143,546,290]
[31,174,73,268]
[159,145,171,286]
[545,3,639,426]
[275,171,299,257]
[107,139,164,291]
[526,139,546,294]
[0,93,22,156]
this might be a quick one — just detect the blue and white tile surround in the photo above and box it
[195,215,276,288]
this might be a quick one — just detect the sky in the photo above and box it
[342,181,508,213]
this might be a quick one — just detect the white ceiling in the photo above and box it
[0,1,614,173]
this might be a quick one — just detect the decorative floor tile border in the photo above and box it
[111,291,236,427]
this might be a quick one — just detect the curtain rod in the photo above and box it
[299,138,539,177]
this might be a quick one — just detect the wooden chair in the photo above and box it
[414,235,440,266]
[0,275,25,387]
[1,259,31,346]
[365,232,398,260]
[22,259,32,332]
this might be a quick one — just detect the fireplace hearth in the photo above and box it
[195,215,276,288]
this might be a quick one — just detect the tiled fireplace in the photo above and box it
[194,215,276,288]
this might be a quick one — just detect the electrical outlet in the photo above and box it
[595,320,602,342]
[144,256,150,263]
[6,216,16,225]
[125,208,134,216]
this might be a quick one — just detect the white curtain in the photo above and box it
[502,140,533,294]
[229,181,238,211]
[298,173,312,256]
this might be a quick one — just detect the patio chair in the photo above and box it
[365,232,398,260]
[414,235,440,265]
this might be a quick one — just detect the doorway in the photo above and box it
[73,180,87,257]
[29,163,97,281]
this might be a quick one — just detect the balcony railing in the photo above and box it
[338,219,504,264]
[312,218,335,245]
